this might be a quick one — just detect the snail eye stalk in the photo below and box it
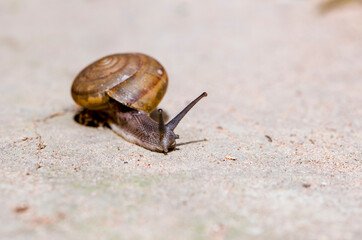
[167,92,207,131]
[158,109,166,140]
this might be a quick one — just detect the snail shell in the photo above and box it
[71,53,168,113]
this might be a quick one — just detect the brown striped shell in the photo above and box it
[71,53,168,113]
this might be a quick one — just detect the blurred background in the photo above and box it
[0,0,361,239]
[1,0,361,125]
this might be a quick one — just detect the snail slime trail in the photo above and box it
[71,53,207,153]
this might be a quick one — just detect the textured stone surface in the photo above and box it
[0,0,361,239]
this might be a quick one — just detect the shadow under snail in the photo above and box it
[71,53,207,153]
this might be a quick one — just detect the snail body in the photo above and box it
[71,53,207,152]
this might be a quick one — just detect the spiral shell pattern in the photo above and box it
[71,53,168,112]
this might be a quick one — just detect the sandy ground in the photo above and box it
[0,0,361,239]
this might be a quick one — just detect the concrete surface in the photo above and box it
[0,0,361,239]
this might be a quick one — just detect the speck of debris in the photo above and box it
[216,126,223,130]
[37,142,46,150]
[13,204,29,214]
[224,155,237,161]
[203,138,208,141]
[309,139,315,144]
[265,135,272,142]
[124,161,128,164]
[14,137,32,144]
[36,164,42,169]
[303,183,311,188]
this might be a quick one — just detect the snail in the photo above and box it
[71,53,207,153]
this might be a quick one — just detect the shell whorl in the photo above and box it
[71,53,168,112]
